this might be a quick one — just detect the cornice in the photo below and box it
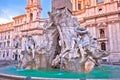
[0,29,14,33]
[72,9,85,15]
[13,14,26,20]
[25,5,42,10]
[84,19,120,27]
[21,27,43,32]
[84,11,120,20]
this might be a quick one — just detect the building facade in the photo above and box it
[0,0,46,61]
[0,0,120,62]
[72,0,120,62]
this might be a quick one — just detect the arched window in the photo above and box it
[30,13,33,21]
[99,29,105,38]
[101,42,106,50]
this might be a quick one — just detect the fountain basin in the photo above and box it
[0,65,120,80]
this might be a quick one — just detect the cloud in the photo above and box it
[0,0,26,24]
[0,9,23,24]
[0,18,12,24]
[0,9,10,19]
[0,9,12,24]
[0,0,52,24]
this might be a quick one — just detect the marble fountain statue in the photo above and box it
[1,0,118,80]
[17,0,110,73]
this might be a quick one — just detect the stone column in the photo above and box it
[71,0,76,11]
[76,0,78,11]
[108,23,113,52]
[116,22,120,52]
[114,22,120,52]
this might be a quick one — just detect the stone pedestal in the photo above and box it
[52,0,72,12]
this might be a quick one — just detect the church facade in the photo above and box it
[0,0,120,63]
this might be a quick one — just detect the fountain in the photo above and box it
[1,0,120,80]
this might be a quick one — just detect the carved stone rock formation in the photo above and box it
[18,7,109,73]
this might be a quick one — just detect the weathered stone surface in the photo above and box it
[40,54,48,68]
[52,0,72,12]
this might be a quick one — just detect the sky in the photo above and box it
[0,0,52,24]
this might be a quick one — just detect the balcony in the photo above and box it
[98,37,108,41]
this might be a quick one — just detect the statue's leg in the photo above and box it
[25,43,29,52]
[31,45,35,60]
[79,46,86,63]
[32,49,35,59]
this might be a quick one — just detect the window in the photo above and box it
[31,0,33,4]
[15,41,19,48]
[99,29,105,38]
[97,0,103,3]
[5,36,6,40]
[20,19,22,23]
[78,4,81,10]
[101,42,106,50]
[118,3,120,7]
[99,8,102,11]
[3,53,5,58]
[37,12,39,17]
[15,54,18,60]
[13,54,14,58]
[0,35,2,40]
[7,41,10,47]
[7,52,9,56]
[3,51,5,58]
[19,55,20,58]
[4,42,6,48]
[1,43,3,48]
[0,43,1,48]
[102,59,107,62]
[30,13,33,21]
[8,35,10,39]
